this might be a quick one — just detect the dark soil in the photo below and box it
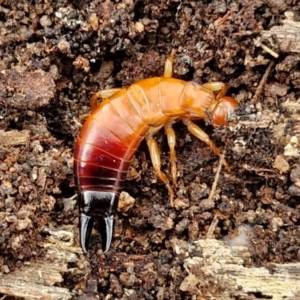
[0,0,300,299]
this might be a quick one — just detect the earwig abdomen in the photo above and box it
[74,78,187,197]
[74,80,162,252]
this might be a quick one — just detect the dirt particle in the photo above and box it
[40,15,52,27]
[273,155,290,173]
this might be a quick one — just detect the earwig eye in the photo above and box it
[211,96,239,126]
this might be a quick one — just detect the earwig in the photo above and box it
[73,50,239,253]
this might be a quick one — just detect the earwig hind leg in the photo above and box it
[146,134,175,207]
[90,88,122,110]
[163,49,176,78]
[202,82,227,100]
[182,119,230,170]
[164,121,177,185]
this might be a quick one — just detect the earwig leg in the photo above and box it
[90,88,122,110]
[163,49,176,78]
[164,122,177,184]
[182,119,230,170]
[146,135,175,206]
[202,82,227,100]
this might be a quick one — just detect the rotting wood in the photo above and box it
[180,239,300,300]
[0,225,83,300]
[261,11,300,53]
[0,130,29,147]
[1,225,300,299]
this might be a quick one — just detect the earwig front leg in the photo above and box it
[90,88,122,110]
[182,119,230,170]
[164,122,177,185]
[146,134,174,207]
[202,82,227,100]
[163,49,176,78]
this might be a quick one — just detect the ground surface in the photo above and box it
[0,0,300,299]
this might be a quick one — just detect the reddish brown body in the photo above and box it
[74,73,238,253]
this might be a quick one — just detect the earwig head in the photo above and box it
[210,96,239,126]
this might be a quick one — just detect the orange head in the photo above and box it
[210,96,239,126]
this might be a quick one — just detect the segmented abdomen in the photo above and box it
[73,88,150,195]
